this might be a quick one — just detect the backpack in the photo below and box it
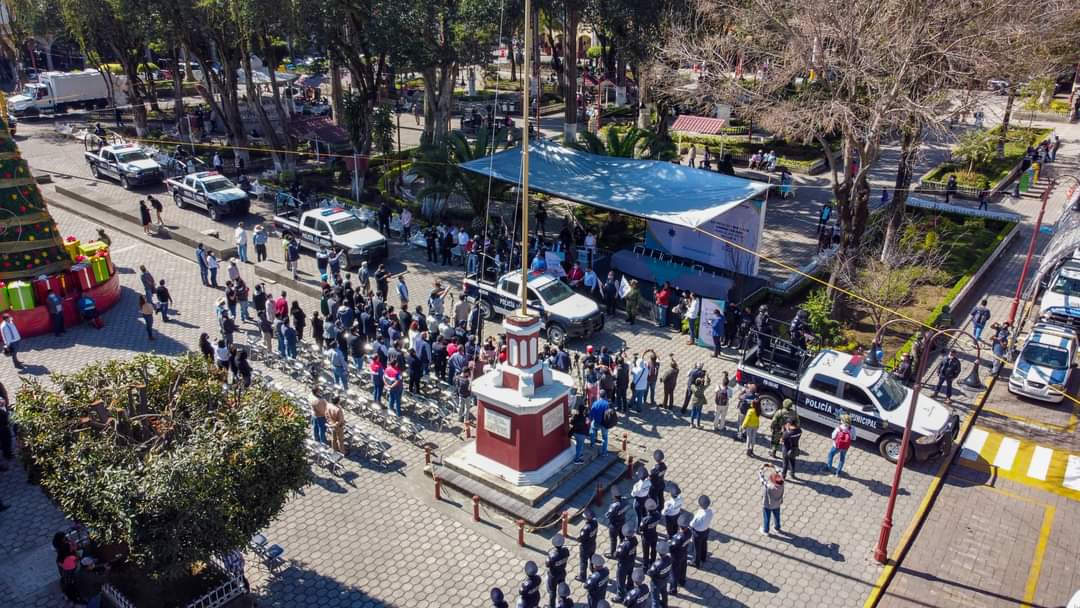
[715,387,729,407]
[835,428,852,450]
[602,407,618,429]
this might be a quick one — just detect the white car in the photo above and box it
[1039,261,1080,330]
[1008,323,1077,403]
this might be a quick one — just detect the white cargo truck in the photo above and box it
[7,70,123,116]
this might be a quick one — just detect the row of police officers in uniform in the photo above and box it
[490,450,716,607]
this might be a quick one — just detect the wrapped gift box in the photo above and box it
[64,237,81,261]
[70,264,96,291]
[78,241,108,258]
[90,256,109,284]
[60,271,80,296]
[95,249,115,274]
[0,282,8,311]
[32,275,64,303]
[7,280,35,311]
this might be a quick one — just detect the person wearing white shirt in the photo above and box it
[630,357,649,411]
[689,495,714,567]
[631,468,652,522]
[457,230,470,248]
[661,484,684,537]
[234,222,248,263]
[1,314,24,369]
[399,208,413,242]
[685,293,700,345]
[584,231,597,266]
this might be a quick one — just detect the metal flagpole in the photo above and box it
[519,0,532,316]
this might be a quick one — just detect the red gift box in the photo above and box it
[33,275,64,303]
[69,265,96,291]
[95,249,115,274]
[61,271,81,296]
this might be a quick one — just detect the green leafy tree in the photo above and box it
[412,127,510,221]
[952,129,996,173]
[15,354,308,580]
[569,126,675,159]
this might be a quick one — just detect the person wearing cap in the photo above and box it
[638,498,660,565]
[668,513,692,595]
[545,534,570,608]
[630,467,652,523]
[648,540,673,608]
[661,483,683,538]
[555,582,574,608]
[622,567,650,607]
[576,509,599,582]
[769,398,799,459]
[490,587,509,608]
[612,522,638,603]
[604,487,628,558]
[648,450,667,504]
[584,554,610,608]
[1,314,23,369]
[252,224,268,262]
[519,561,542,608]
[759,463,786,535]
[689,495,713,567]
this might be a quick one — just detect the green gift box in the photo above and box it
[0,282,8,311]
[90,256,110,284]
[7,280,35,311]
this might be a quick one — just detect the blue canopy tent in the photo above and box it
[459,139,770,229]
[460,140,771,301]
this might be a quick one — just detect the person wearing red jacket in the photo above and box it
[654,282,672,329]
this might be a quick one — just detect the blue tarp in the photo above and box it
[459,139,770,228]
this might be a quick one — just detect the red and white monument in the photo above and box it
[461,312,576,485]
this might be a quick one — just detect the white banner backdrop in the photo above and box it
[644,199,766,276]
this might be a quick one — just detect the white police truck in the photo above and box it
[736,343,959,462]
[1008,323,1077,403]
[165,171,250,221]
[1038,258,1080,331]
[84,143,164,189]
[463,268,604,346]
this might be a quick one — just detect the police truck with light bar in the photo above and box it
[272,205,388,268]
[735,339,959,462]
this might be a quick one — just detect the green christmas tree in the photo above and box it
[0,115,72,281]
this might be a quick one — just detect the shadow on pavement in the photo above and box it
[252,560,389,607]
[773,530,845,562]
[699,557,780,593]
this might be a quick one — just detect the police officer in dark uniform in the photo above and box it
[648,450,667,505]
[520,561,542,608]
[545,534,570,608]
[647,541,673,608]
[622,567,650,607]
[638,498,661,565]
[555,583,574,608]
[668,514,692,596]
[605,487,627,558]
[613,522,638,602]
[584,554,610,608]
[490,587,509,608]
[577,508,599,582]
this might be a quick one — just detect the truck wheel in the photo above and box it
[121,175,131,190]
[173,192,184,209]
[546,324,567,346]
[757,393,781,418]
[878,435,911,464]
[209,206,220,222]
[477,300,494,320]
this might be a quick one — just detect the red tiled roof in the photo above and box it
[670,115,728,135]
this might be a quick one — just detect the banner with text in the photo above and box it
[644,199,766,276]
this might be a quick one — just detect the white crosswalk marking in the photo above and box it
[992,437,1020,470]
[960,428,988,461]
[1028,446,1053,481]
[1064,455,1080,492]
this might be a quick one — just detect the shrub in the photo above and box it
[801,288,843,346]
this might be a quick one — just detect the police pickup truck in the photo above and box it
[85,143,164,189]
[463,269,604,345]
[1038,257,1080,330]
[736,342,959,462]
[272,206,388,269]
[165,171,250,221]
[1008,323,1077,403]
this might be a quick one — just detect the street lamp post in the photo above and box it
[867,320,980,564]
[1007,174,1079,324]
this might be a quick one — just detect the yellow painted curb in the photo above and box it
[862,375,996,608]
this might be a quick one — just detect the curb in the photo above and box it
[862,374,998,608]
